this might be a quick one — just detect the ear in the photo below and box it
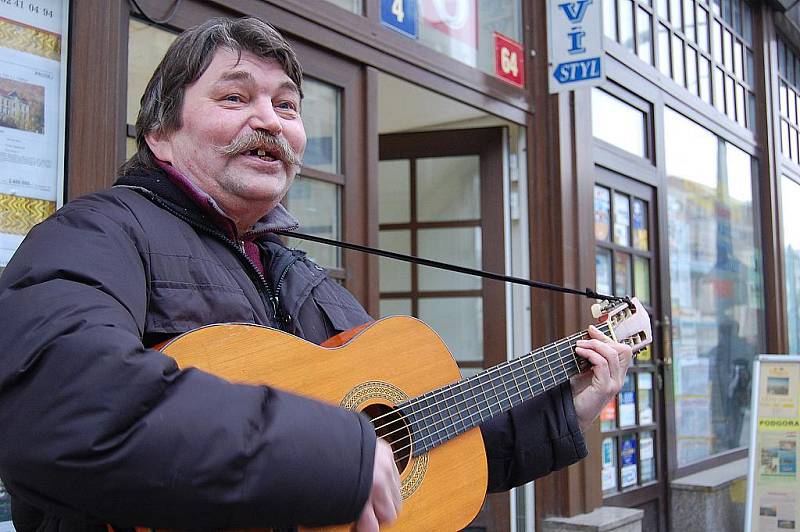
[145,130,175,163]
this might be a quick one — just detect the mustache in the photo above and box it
[215,130,302,167]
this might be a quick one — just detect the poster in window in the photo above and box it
[0,0,68,267]
[632,198,648,250]
[613,192,630,246]
[640,433,656,482]
[594,185,611,241]
[595,249,612,296]
[602,437,617,491]
[621,435,638,488]
[420,0,478,67]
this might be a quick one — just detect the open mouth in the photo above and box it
[245,148,280,162]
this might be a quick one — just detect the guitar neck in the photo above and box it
[398,322,610,457]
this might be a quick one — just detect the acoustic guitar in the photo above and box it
[159,297,652,531]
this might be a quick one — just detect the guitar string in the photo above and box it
[388,334,598,463]
[375,337,585,462]
[370,327,593,440]
[389,324,641,463]
[372,327,605,458]
[372,325,601,446]
[368,323,606,434]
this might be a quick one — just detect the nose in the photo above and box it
[248,98,282,136]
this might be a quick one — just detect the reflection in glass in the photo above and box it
[615,252,632,296]
[697,7,709,53]
[379,298,412,318]
[302,78,341,174]
[379,159,411,224]
[672,35,685,87]
[620,434,638,487]
[640,431,656,482]
[379,230,411,292]
[782,176,800,353]
[596,249,613,296]
[665,107,764,466]
[415,0,523,82]
[285,177,341,268]
[418,227,482,291]
[683,0,695,42]
[634,256,651,306]
[686,46,698,96]
[321,0,362,13]
[699,56,712,104]
[637,7,653,65]
[127,19,177,125]
[601,398,617,431]
[591,89,647,158]
[601,437,617,492]
[417,156,480,222]
[620,0,635,52]
[419,297,483,361]
[638,372,654,425]
[632,198,649,250]
[604,0,618,40]
[614,193,631,246]
[595,185,611,241]
[658,23,671,78]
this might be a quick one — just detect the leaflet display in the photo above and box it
[0,0,68,267]
[745,355,800,532]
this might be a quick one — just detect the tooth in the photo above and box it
[257,149,266,156]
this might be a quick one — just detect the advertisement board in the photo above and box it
[745,355,800,532]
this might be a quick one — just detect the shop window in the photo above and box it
[776,35,800,168]
[284,77,344,270]
[591,88,648,158]
[606,0,755,130]
[781,175,800,353]
[594,178,659,496]
[409,1,523,83]
[321,0,362,14]
[664,107,765,466]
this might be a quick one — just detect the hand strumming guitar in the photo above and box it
[356,438,402,531]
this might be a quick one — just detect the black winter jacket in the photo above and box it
[0,172,586,531]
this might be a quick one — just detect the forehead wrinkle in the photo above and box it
[214,69,256,86]
[211,69,301,100]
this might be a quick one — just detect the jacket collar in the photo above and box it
[114,165,299,241]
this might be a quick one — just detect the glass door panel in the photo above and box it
[594,168,665,531]
[378,128,505,373]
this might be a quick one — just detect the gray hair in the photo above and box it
[120,17,303,176]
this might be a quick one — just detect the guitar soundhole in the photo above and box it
[362,403,412,473]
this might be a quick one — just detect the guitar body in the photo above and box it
[160,316,488,531]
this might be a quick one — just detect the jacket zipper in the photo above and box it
[142,191,288,326]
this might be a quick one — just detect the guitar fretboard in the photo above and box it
[396,322,609,456]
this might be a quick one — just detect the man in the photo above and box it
[0,17,631,531]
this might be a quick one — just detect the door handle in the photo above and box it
[661,314,673,368]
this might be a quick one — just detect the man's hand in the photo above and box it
[357,438,402,531]
[570,325,633,431]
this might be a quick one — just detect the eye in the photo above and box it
[224,94,243,103]
[276,100,298,112]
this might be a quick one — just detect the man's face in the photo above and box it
[147,47,306,218]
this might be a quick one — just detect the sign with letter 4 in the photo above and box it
[494,32,524,87]
[547,0,605,93]
[381,0,418,39]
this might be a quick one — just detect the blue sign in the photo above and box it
[381,0,418,39]
[552,57,602,84]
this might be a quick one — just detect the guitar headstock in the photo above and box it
[591,297,652,353]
